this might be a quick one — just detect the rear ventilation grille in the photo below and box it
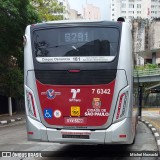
[35,70,117,85]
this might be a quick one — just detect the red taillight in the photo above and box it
[116,93,125,119]
[28,132,34,135]
[68,70,80,73]
[119,134,126,138]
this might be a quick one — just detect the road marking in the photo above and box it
[158,140,160,146]
[17,118,22,120]
[152,128,156,131]
[143,117,160,130]
[154,133,160,137]
[0,121,7,124]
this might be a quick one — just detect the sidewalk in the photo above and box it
[0,112,26,125]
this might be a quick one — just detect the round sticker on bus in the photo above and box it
[54,110,62,118]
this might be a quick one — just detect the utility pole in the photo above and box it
[139,83,143,117]
[8,97,12,116]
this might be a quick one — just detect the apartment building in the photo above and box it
[58,0,70,19]
[69,9,83,20]
[111,0,160,21]
[83,3,101,20]
[132,19,160,65]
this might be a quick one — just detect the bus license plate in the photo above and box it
[64,117,86,124]
[62,135,89,139]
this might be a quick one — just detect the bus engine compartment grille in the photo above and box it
[35,70,117,85]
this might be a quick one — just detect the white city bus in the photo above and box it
[24,19,138,144]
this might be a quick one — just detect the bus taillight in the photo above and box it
[114,91,128,122]
[28,132,34,135]
[27,92,37,118]
[119,134,127,138]
[25,85,40,121]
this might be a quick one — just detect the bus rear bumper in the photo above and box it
[26,116,134,144]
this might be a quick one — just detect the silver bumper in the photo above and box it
[26,116,133,144]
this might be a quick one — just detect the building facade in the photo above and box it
[69,9,83,20]
[132,19,160,65]
[58,0,70,19]
[83,4,101,20]
[111,0,160,21]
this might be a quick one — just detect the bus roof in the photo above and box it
[30,20,123,28]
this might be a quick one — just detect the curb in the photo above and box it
[0,117,22,125]
[139,117,160,152]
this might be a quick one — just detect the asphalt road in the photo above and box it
[0,120,159,160]
[142,109,160,133]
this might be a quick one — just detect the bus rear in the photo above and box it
[24,20,137,144]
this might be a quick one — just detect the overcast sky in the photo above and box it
[68,0,111,20]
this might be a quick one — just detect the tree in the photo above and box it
[31,0,64,21]
[0,0,40,115]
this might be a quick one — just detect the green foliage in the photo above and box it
[0,0,64,99]
[144,63,158,69]
[135,63,159,70]
[31,0,64,21]
[0,0,40,57]
[0,0,40,98]
[0,67,23,98]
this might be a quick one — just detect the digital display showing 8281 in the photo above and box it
[64,32,90,43]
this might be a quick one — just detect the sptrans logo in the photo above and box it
[69,89,81,102]
[71,89,80,99]
[41,89,61,99]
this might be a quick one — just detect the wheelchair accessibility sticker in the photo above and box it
[44,109,53,118]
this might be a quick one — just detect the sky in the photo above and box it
[68,0,111,20]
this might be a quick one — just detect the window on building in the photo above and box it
[59,2,63,6]
[129,4,134,8]
[122,3,126,8]
[129,0,134,2]
[137,11,141,14]
[129,11,134,14]
[137,4,141,8]
[122,11,126,13]
[129,16,134,19]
